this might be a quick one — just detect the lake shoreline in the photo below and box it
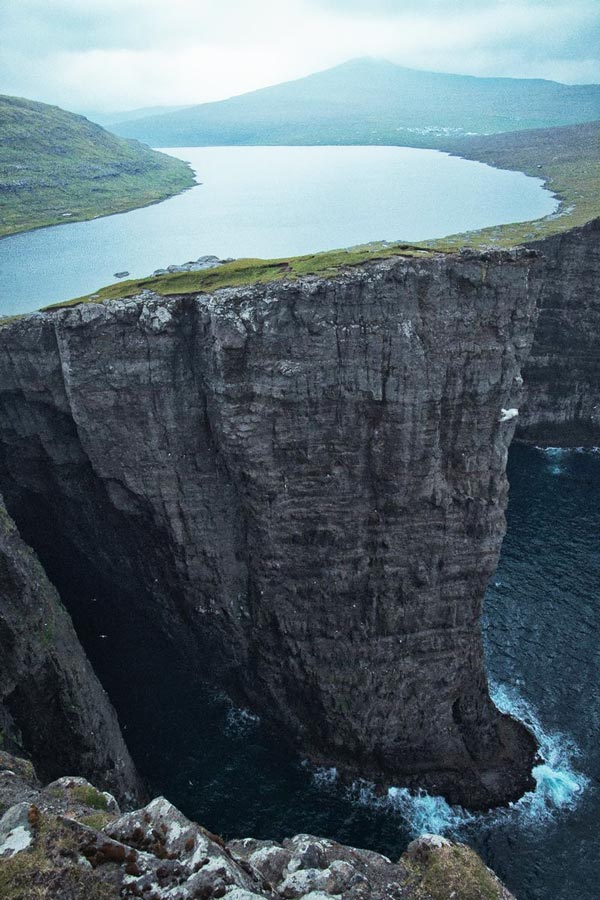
[0,144,556,317]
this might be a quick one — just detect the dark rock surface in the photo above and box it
[518,217,600,445]
[0,751,515,899]
[0,496,143,805]
[0,247,543,808]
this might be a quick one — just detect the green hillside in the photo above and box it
[110,58,600,147]
[429,119,600,248]
[0,95,195,238]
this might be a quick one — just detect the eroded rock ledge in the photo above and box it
[0,247,543,809]
[0,752,515,900]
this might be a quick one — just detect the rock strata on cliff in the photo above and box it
[0,247,542,808]
[0,495,142,804]
[518,218,600,445]
[0,752,515,900]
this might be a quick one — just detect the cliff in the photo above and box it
[0,751,515,900]
[0,246,544,809]
[0,496,143,804]
[518,217,600,444]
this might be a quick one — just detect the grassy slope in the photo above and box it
[0,95,195,238]
[40,120,599,313]
[426,120,600,248]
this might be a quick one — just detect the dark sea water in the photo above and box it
[91,445,598,900]
[0,145,557,316]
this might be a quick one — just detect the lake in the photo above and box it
[0,145,557,316]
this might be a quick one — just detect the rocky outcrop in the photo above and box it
[0,495,143,804]
[0,247,542,808]
[0,752,515,900]
[518,217,600,445]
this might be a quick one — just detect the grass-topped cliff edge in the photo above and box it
[0,94,195,238]
[35,119,599,314]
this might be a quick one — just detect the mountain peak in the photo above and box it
[108,60,600,147]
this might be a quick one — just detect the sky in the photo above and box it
[1,0,599,115]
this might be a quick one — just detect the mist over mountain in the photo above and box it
[89,105,193,127]
[108,58,600,148]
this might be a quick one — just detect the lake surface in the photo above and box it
[69,445,599,900]
[0,145,557,316]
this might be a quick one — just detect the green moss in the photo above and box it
[39,621,56,648]
[0,753,36,783]
[0,813,115,900]
[404,844,507,900]
[0,93,195,238]
[42,243,439,311]
[70,785,109,810]
[79,812,115,830]
[0,499,17,535]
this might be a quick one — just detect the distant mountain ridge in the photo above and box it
[109,58,600,147]
[89,105,194,127]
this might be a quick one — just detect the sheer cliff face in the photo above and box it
[0,496,143,804]
[0,249,540,808]
[519,218,600,445]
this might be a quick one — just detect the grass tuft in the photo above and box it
[70,785,109,811]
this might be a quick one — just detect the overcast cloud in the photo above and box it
[1,0,598,114]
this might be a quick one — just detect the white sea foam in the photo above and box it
[312,766,339,788]
[489,682,588,824]
[311,682,588,839]
[538,446,567,474]
[386,787,474,836]
[224,705,260,736]
[537,446,600,455]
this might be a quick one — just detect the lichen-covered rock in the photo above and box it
[0,756,516,900]
[403,833,516,899]
[0,496,143,805]
[228,839,292,885]
[0,752,40,815]
[0,801,35,858]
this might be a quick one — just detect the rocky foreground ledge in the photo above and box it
[0,752,514,900]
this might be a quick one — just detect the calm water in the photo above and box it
[0,145,557,315]
[70,445,599,900]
